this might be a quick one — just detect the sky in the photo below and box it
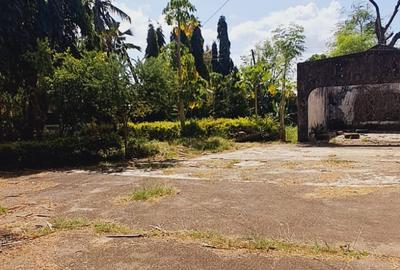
[115,0,400,65]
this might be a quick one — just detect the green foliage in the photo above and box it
[180,136,232,152]
[145,24,160,58]
[307,54,328,62]
[125,138,161,159]
[163,0,197,28]
[128,185,177,201]
[213,72,250,118]
[135,56,177,120]
[329,3,375,56]
[51,51,139,133]
[191,26,209,80]
[0,205,7,215]
[217,16,234,76]
[0,134,124,170]
[129,121,181,141]
[129,118,278,141]
[285,126,298,144]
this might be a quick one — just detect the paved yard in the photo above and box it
[1,135,400,269]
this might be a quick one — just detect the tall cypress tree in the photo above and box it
[217,16,234,76]
[211,41,220,73]
[190,26,209,80]
[145,24,159,58]
[156,26,166,51]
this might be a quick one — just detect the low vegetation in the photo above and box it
[285,126,298,144]
[32,218,134,238]
[127,185,178,201]
[129,117,279,142]
[0,205,7,215]
[0,118,278,170]
[30,217,369,259]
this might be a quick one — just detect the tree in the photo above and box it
[135,55,177,121]
[191,26,209,80]
[273,24,305,141]
[368,0,400,47]
[156,26,166,51]
[88,0,131,33]
[217,16,234,76]
[329,3,375,56]
[211,42,220,73]
[163,0,198,127]
[145,24,160,58]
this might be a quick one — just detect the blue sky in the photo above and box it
[115,0,400,64]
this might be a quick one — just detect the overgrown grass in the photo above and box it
[0,205,7,215]
[128,185,178,201]
[92,220,133,234]
[53,217,91,230]
[31,217,133,238]
[144,229,369,259]
[286,126,298,144]
[179,136,233,152]
[129,117,279,142]
[29,217,370,259]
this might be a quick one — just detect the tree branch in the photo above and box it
[369,0,384,43]
[385,0,400,31]
[389,32,400,47]
[386,32,394,42]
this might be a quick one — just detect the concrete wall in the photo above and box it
[307,83,400,133]
[297,47,400,142]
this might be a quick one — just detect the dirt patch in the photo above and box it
[304,187,379,199]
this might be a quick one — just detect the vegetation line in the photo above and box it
[31,217,369,260]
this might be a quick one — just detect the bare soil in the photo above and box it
[1,134,400,269]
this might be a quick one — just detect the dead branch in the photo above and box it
[389,32,400,47]
[369,0,384,44]
[106,234,145,239]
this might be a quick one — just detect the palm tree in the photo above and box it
[163,0,198,127]
[86,0,131,33]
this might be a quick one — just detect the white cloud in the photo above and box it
[229,1,343,64]
[115,1,342,64]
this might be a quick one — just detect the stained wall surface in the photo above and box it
[298,47,400,142]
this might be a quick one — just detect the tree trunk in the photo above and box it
[123,114,128,161]
[279,64,288,142]
[254,83,258,119]
[176,25,186,128]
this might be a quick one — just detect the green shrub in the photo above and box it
[181,121,206,138]
[181,137,233,152]
[0,134,124,170]
[286,126,298,144]
[129,117,278,141]
[125,138,160,159]
[129,121,180,141]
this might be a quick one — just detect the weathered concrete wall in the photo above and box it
[308,88,327,134]
[307,83,400,134]
[298,47,400,142]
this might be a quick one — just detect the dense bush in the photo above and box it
[129,117,278,141]
[180,136,232,152]
[0,134,125,170]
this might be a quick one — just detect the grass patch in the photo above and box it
[28,217,370,260]
[30,217,133,238]
[128,185,178,201]
[0,205,7,215]
[146,229,369,259]
[53,217,91,230]
[324,157,355,167]
[286,126,298,144]
[180,136,233,153]
[92,220,133,234]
